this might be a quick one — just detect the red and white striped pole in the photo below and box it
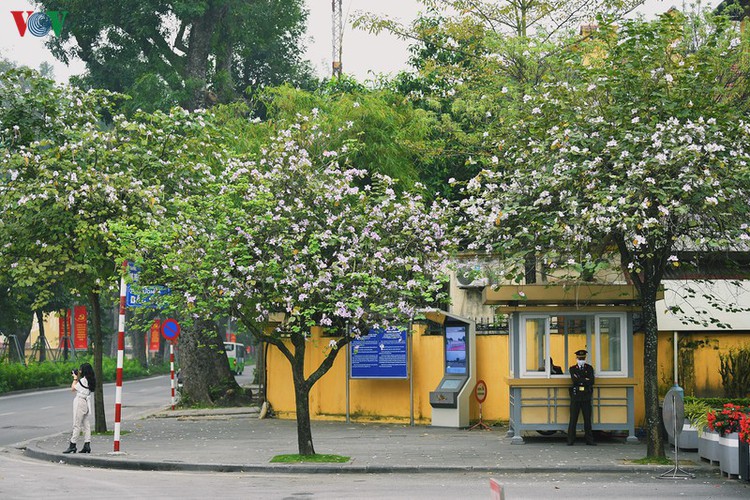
[113,261,127,452]
[170,342,175,410]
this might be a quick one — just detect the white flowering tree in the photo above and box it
[0,71,132,430]
[458,13,750,457]
[147,112,453,455]
[0,71,229,429]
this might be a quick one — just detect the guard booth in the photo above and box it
[484,284,643,444]
[427,311,476,428]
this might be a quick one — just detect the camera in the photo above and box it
[72,369,78,376]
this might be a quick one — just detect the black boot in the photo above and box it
[62,442,77,454]
[81,442,91,453]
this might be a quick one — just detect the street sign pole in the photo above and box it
[160,319,181,410]
[469,380,491,431]
[113,261,127,452]
[170,342,175,410]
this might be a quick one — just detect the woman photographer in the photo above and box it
[62,362,96,454]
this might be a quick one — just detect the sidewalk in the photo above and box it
[22,405,721,475]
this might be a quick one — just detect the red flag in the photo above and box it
[149,319,161,352]
[73,305,88,349]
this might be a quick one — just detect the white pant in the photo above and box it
[70,396,91,444]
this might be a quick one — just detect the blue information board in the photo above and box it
[350,327,408,379]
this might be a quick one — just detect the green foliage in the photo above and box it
[719,345,750,398]
[0,356,169,394]
[629,456,675,465]
[37,0,313,110]
[683,398,711,431]
[256,85,438,190]
[270,454,350,463]
[685,396,750,410]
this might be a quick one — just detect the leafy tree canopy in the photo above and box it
[36,0,314,111]
[458,11,750,457]
[129,108,454,454]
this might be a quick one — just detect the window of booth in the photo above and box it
[520,313,627,377]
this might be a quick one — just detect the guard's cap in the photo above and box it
[574,349,588,357]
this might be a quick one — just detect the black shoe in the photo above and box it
[586,442,597,446]
[567,442,574,446]
[81,442,91,453]
[62,442,77,454]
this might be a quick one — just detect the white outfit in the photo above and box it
[70,376,92,445]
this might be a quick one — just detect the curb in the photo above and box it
[23,441,713,475]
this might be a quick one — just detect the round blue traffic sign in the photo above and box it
[161,318,180,341]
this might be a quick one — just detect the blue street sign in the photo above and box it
[126,284,170,308]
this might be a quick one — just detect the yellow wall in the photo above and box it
[657,331,750,397]
[472,335,509,422]
[267,326,446,424]
[267,329,513,424]
[266,326,750,426]
[26,312,62,350]
[632,333,646,427]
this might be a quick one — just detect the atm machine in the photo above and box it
[427,311,476,428]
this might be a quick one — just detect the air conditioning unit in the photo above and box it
[456,264,490,289]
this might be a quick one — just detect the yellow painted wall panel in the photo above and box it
[473,335,508,422]
[267,325,446,424]
[599,407,627,423]
[521,407,552,424]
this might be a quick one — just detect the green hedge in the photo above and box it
[0,356,172,394]
[684,396,750,409]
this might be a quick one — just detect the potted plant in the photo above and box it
[696,401,720,465]
[685,399,710,433]
[676,399,710,450]
[739,413,750,482]
[708,403,747,477]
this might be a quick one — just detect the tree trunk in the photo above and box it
[290,333,315,455]
[179,318,246,405]
[62,308,70,361]
[641,285,665,458]
[182,2,229,110]
[131,322,147,369]
[89,291,107,433]
[294,381,315,456]
[9,318,31,362]
[35,310,46,362]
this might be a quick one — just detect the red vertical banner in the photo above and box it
[230,333,236,343]
[73,305,88,349]
[149,319,161,352]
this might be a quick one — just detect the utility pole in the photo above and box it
[332,0,343,78]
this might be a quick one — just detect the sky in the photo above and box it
[0,1,725,84]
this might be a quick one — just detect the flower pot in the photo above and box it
[668,420,699,450]
[699,429,720,465]
[740,440,750,483]
[719,432,740,477]
[678,421,699,450]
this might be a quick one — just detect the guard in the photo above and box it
[567,349,596,446]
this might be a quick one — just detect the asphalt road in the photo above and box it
[0,374,175,447]
[0,450,748,499]
[2,368,748,498]
[0,367,257,449]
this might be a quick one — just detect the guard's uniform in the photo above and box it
[567,355,595,445]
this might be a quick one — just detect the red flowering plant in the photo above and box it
[706,403,749,436]
[740,413,750,444]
